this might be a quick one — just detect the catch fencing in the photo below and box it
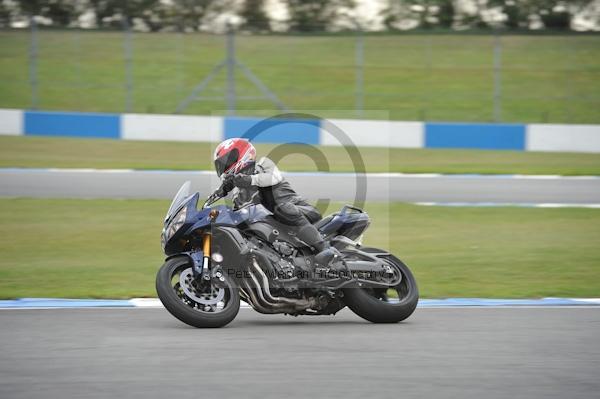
[1,25,599,125]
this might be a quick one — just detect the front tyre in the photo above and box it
[156,257,240,328]
[343,252,418,323]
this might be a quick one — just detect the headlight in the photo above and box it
[161,206,188,248]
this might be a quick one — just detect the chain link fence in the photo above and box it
[1,24,599,124]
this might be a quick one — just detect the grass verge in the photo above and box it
[1,198,599,299]
[2,136,600,175]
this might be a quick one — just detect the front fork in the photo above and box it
[187,233,211,279]
[200,233,211,280]
[189,233,226,287]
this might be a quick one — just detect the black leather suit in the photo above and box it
[228,157,325,250]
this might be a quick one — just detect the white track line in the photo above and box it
[415,202,600,208]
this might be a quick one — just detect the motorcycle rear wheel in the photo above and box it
[156,257,240,328]
[342,250,418,323]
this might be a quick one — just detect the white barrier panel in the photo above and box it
[527,124,600,153]
[121,113,222,142]
[0,109,23,136]
[321,118,423,148]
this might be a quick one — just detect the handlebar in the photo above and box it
[202,176,231,209]
[202,171,238,209]
[203,191,222,209]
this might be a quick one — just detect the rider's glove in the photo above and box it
[222,175,235,193]
[213,177,234,199]
[233,174,252,188]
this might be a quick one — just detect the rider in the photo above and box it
[212,138,340,269]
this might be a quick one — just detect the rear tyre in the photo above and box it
[156,257,240,328]
[342,250,418,323]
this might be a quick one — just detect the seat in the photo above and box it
[315,214,342,237]
[314,214,333,229]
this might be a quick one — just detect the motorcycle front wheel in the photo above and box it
[342,250,418,323]
[156,257,240,328]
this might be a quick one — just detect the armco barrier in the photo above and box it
[122,113,221,142]
[224,116,320,144]
[1,109,599,153]
[527,124,600,153]
[321,119,423,148]
[0,109,22,136]
[24,110,120,139]
[425,122,526,151]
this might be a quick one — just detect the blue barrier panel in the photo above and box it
[425,123,525,150]
[24,111,120,139]
[224,116,320,144]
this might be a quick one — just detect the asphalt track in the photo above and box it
[2,168,600,204]
[1,307,599,399]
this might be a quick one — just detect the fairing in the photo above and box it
[163,183,371,255]
[165,181,192,222]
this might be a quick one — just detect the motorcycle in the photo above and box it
[156,181,418,328]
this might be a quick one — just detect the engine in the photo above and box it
[270,240,297,280]
[272,240,294,256]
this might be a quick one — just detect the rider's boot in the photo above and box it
[297,224,344,271]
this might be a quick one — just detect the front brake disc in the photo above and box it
[179,268,225,305]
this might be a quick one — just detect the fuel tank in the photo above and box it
[244,217,304,247]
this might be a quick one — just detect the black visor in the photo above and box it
[214,149,239,177]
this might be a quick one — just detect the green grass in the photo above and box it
[1,198,599,299]
[1,31,599,123]
[2,136,600,175]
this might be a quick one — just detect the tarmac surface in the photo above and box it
[2,168,600,204]
[1,307,599,399]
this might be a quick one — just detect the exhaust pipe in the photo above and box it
[239,258,316,313]
[240,280,281,314]
[250,258,314,310]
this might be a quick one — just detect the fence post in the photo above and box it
[564,37,573,123]
[493,33,502,122]
[123,17,133,113]
[226,25,236,116]
[28,16,39,110]
[424,35,432,121]
[176,30,185,100]
[355,27,364,118]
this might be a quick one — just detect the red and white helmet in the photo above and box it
[213,138,256,177]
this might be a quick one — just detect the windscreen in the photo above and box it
[165,181,192,221]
